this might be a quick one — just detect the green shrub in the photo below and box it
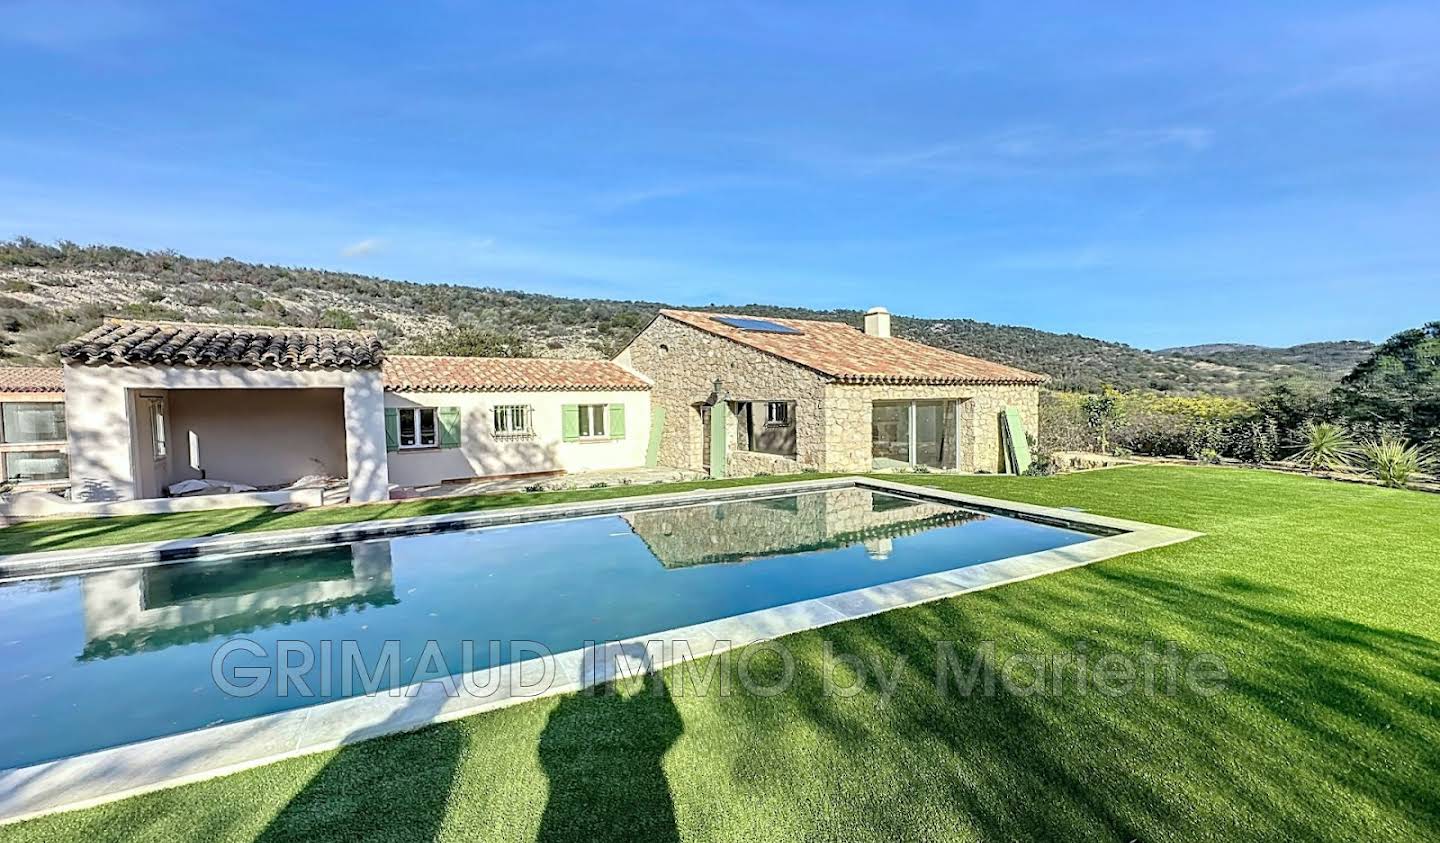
[1045,390,1257,460]
[1358,435,1424,488]
[318,309,358,330]
[1287,421,1358,472]
[1234,418,1281,463]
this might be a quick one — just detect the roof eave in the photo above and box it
[383,383,652,393]
[833,374,1047,386]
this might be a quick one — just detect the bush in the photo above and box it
[404,326,533,358]
[1044,390,1257,460]
[1234,417,1281,464]
[1286,421,1358,472]
[318,308,358,330]
[1358,435,1425,488]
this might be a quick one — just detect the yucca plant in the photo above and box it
[1359,435,1425,489]
[1286,421,1357,472]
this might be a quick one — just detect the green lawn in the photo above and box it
[2,466,1436,842]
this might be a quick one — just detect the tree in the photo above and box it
[403,326,533,358]
[1332,322,1440,444]
[1081,387,1126,454]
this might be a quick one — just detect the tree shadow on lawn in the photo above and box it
[535,665,684,842]
[712,566,1439,841]
[253,690,467,843]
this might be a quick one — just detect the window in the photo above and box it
[4,450,68,483]
[577,404,607,438]
[1,402,66,444]
[149,400,167,460]
[739,402,797,458]
[493,404,532,436]
[398,407,438,449]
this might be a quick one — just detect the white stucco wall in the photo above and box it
[383,389,650,486]
[63,364,390,503]
[167,388,348,488]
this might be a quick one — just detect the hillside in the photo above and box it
[1159,341,1375,381]
[0,239,1362,396]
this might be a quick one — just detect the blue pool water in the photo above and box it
[0,488,1094,769]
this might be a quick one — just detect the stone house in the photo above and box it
[24,308,1040,507]
[615,308,1044,476]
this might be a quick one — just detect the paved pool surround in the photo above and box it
[0,476,1200,825]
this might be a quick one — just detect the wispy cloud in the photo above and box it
[341,238,384,257]
[1276,56,1439,100]
[764,124,1216,182]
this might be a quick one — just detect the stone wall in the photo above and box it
[616,316,829,472]
[615,314,1040,477]
[823,383,1040,473]
[727,449,805,476]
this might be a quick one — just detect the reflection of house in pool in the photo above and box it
[79,542,397,660]
[621,488,984,567]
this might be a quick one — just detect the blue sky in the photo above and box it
[2,2,1437,348]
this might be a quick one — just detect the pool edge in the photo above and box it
[0,477,1201,825]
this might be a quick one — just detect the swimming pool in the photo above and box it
[0,486,1098,770]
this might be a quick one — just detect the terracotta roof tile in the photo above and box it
[0,367,65,393]
[58,320,384,370]
[384,355,650,392]
[658,310,1046,385]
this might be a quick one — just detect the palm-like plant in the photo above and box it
[1286,421,1358,472]
[1359,435,1425,489]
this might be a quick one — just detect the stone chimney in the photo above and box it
[863,306,891,338]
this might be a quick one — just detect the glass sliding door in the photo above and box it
[871,401,911,469]
[872,400,959,470]
[913,400,947,469]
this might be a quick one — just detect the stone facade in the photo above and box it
[615,316,830,472]
[616,315,1041,477]
[823,382,1039,474]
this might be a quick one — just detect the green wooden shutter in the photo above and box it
[562,404,580,441]
[438,407,462,449]
[608,404,625,439]
[708,404,728,479]
[645,406,666,467]
[384,408,400,452]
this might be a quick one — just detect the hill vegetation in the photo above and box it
[0,238,1367,397]
[1158,341,1376,382]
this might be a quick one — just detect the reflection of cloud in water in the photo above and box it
[79,541,397,660]
[622,488,984,568]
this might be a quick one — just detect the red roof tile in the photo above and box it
[658,310,1046,385]
[384,355,650,392]
[0,367,64,393]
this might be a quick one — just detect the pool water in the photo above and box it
[0,488,1094,769]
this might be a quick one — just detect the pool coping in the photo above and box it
[0,476,1201,825]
